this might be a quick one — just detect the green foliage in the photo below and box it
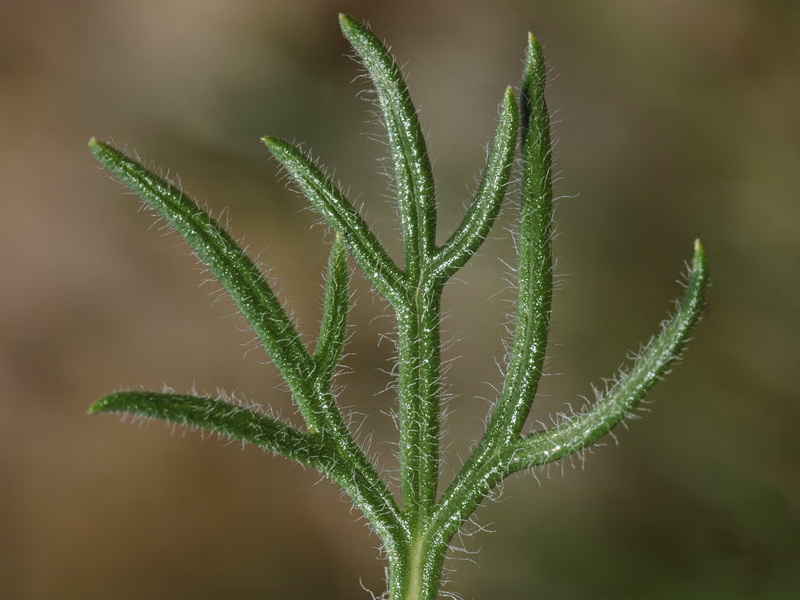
[89,14,708,599]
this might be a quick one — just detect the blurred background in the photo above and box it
[1,1,797,598]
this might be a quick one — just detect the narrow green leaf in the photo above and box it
[339,13,436,279]
[88,139,315,401]
[307,236,408,542]
[91,390,408,549]
[508,241,710,472]
[262,135,407,306]
[436,35,555,521]
[493,32,554,442]
[433,87,518,280]
[90,392,331,468]
[312,233,349,390]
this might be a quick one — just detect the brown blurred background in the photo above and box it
[1,1,797,598]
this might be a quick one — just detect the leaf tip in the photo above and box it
[693,238,704,255]
[526,33,544,59]
[261,136,288,160]
[501,86,519,120]
[524,31,547,75]
[87,398,106,415]
[88,137,107,160]
[338,13,358,32]
[691,238,707,265]
[261,135,280,152]
[691,238,709,276]
[88,392,127,415]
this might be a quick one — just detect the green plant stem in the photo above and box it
[395,280,443,532]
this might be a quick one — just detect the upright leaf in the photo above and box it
[339,13,436,279]
[312,233,350,391]
[433,87,518,279]
[492,33,554,442]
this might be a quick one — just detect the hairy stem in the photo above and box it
[90,15,709,600]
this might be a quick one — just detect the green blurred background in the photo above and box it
[1,1,797,598]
